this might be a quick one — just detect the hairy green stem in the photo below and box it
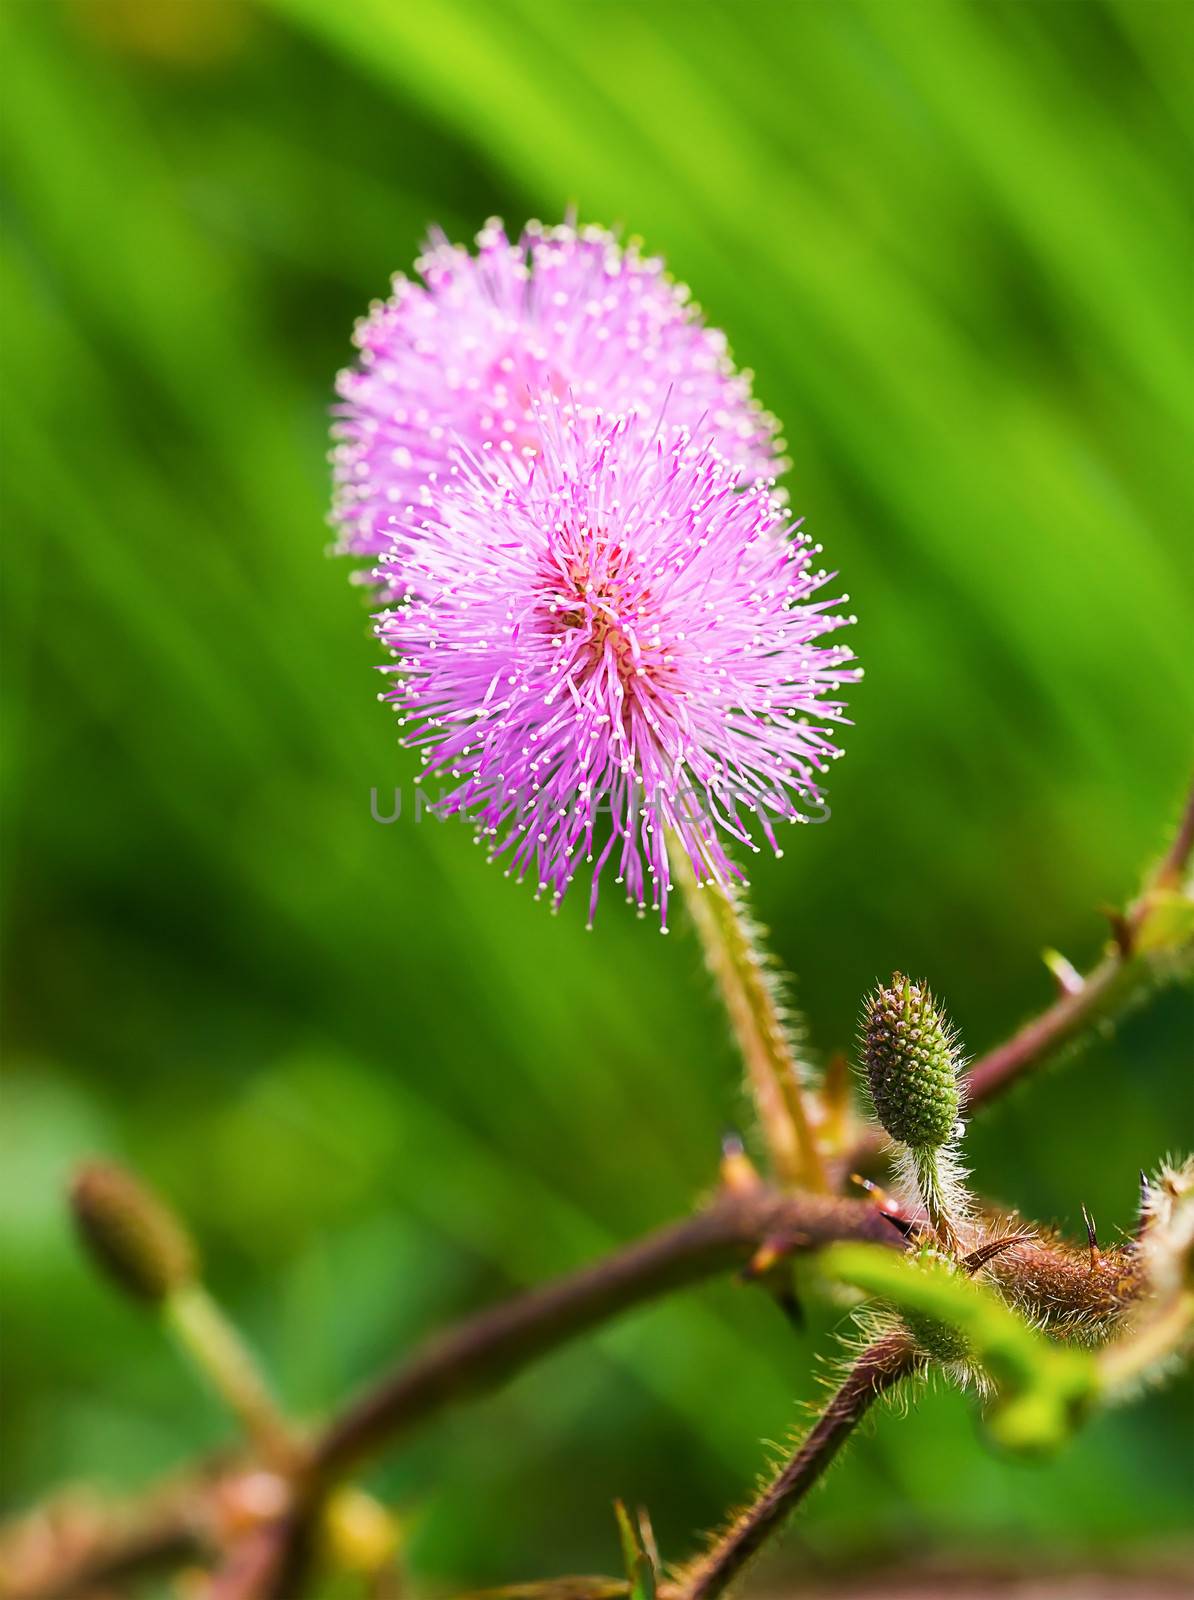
[667,834,827,1191]
[910,1146,961,1252]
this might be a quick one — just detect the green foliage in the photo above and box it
[2,0,1192,1582]
[821,1244,1096,1455]
[1135,891,1194,958]
[614,1500,657,1600]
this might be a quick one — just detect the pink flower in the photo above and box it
[376,406,857,927]
[333,219,782,565]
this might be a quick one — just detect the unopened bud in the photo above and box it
[862,975,961,1150]
[71,1161,196,1303]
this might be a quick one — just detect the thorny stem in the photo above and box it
[1150,779,1194,898]
[18,789,1190,1600]
[10,1195,1155,1600]
[308,1185,891,1485]
[5,1187,900,1600]
[842,777,1194,1177]
[678,1332,917,1600]
[667,832,828,1191]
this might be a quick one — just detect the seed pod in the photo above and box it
[71,1161,196,1303]
[862,974,961,1150]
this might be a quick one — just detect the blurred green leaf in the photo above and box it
[821,1243,1097,1456]
[2,0,1191,1582]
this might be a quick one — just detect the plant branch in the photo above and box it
[17,1176,1161,1600]
[966,777,1194,1107]
[1150,779,1194,896]
[0,1486,212,1600]
[205,1518,309,1600]
[676,1331,917,1599]
[1100,1289,1194,1397]
[307,1184,894,1486]
[8,1186,900,1600]
[668,834,827,1191]
[841,778,1194,1176]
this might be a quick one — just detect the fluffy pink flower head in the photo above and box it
[333,218,781,565]
[376,405,858,928]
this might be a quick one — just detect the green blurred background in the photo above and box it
[2,0,1192,1589]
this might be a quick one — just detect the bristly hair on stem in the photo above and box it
[668,830,827,1191]
[675,1331,918,1599]
[1099,1155,1194,1398]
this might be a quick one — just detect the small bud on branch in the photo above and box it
[860,976,969,1248]
[71,1161,197,1304]
[70,1160,297,1475]
[863,975,961,1149]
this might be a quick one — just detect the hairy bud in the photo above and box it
[862,975,962,1149]
[71,1161,196,1303]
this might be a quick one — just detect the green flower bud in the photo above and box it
[862,975,961,1150]
[71,1161,197,1303]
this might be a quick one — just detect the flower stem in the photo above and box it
[667,832,827,1191]
[164,1284,298,1471]
[678,1332,916,1599]
[911,1146,960,1252]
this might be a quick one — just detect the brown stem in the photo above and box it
[0,1495,209,1600]
[962,949,1149,1107]
[841,777,1194,1177]
[14,1199,1145,1600]
[205,1518,311,1600]
[8,1187,899,1600]
[678,1332,917,1600]
[308,1185,896,1486]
